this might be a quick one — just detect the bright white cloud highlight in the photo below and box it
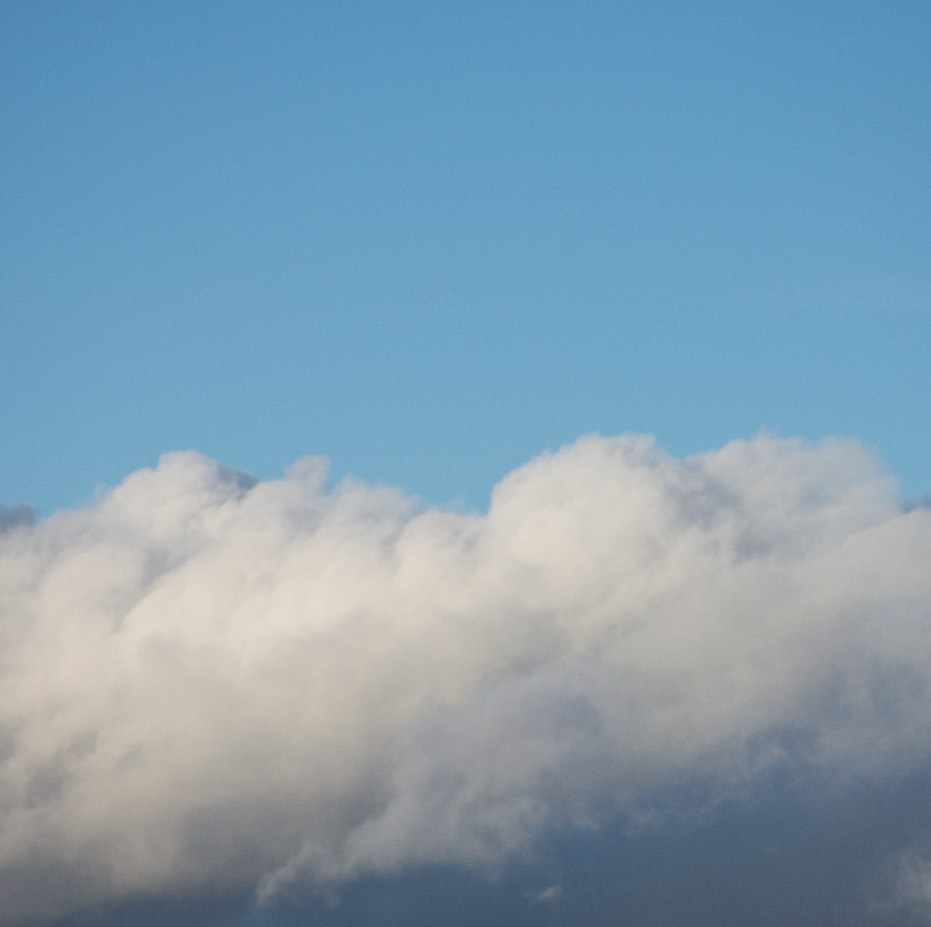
[1,434,929,923]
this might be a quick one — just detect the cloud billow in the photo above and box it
[1,434,930,924]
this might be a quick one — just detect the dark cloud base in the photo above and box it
[50,770,931,927]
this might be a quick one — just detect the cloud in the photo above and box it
[1,434,930,924]
[0,505,34,534]
[896,850,931,907]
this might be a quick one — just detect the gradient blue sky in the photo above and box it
[3,0,929,516]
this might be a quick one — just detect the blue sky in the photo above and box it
[3,0,929,515]
[3,4,931,927]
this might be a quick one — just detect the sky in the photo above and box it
[1,2,931,925]
[2,0,930,515]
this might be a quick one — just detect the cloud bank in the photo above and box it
[1,434,930,923]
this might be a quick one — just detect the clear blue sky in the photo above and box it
[3,1,929,514]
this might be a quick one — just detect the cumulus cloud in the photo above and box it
[0,434,930,923]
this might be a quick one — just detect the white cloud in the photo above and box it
[0,434,929,922]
